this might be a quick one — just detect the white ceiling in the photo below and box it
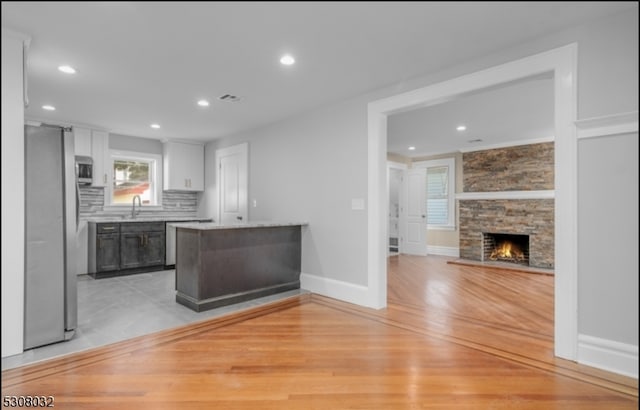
[2,2,634,145]
[387,74,555,157]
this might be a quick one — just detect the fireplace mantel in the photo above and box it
[456,190,554,201]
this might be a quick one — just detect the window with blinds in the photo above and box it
[427,166,449,225]
[413,156,455,230]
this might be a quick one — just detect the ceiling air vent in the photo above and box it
[218,94,241,102]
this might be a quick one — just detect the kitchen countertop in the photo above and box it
[86,216,213,223]
[173,221,308,230]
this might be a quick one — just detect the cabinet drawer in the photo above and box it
[97,223,120,234]
[120,222,165,233]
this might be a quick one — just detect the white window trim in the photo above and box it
[104,149,163,211]
[412,157,455,230]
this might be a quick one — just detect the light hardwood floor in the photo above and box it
[2,255,637,409]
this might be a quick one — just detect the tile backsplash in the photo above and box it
[79,186,199,219]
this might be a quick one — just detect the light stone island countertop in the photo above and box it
[170,221,308,230]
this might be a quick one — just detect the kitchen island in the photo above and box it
[175,221,307,312]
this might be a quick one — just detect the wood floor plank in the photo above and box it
[2,255,637,408]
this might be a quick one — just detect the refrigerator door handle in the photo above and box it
[63,128,78,333]
[75,181,80,231]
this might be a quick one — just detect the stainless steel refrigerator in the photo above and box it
[24,123,77,350]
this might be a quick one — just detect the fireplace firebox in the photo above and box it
[482,233,530,266]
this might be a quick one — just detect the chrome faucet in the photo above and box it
[131,195,142,219]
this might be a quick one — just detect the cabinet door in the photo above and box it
[91,130,110,187]
[74,127,92,156]
[143,231,165,266]
[163,141,204,191]
[120,230,165,269]
[120,232,145,269]
[186,143,204,190]
[96,233,120,272]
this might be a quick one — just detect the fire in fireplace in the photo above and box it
[482,233,529,266]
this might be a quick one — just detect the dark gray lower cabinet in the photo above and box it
[120,222,165,270]
[89,223,121,274]
[89,221,165,278]
[96,233,120,271]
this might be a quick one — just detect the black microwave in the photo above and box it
[75,156,93,185]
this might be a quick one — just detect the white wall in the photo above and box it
[109,133,163,154]
[201,97,370,290]
[577,13,639,119]
[577,130,638,377]
[1,29,27,357]
[578,132,638,343]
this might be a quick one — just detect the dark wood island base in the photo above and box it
[175,223,305,312]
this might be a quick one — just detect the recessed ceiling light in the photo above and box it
[280,54,295,66]
[150,124,161,129]
[197,99,210,107]
[42,105,56,111]
[408,146,416,151]
[58,65,76,74]
[456,125,467,131]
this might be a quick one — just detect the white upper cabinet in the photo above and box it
[163,141,204,191]
[91,130,109,187]
[73,127,110,187]
[74,127,92,156]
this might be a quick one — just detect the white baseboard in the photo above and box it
[427,246,460,258]
[577,334,638,379]
[300,272,371,307]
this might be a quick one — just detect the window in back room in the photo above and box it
[412,157,456,230]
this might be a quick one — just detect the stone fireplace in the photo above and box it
[458,142,555,270]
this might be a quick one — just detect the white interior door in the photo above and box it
[388,168,401,254]
[404,168,427,255]
[215,143,248,224]
[388,162,407,255]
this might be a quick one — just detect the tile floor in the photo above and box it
[2,270,306,370]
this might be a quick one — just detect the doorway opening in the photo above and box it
[367,44,577,360]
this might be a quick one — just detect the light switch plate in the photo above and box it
[351,198,365,210]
